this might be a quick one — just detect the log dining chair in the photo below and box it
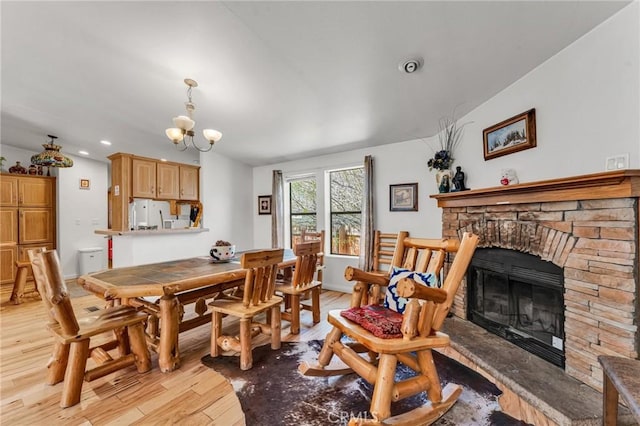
[209,248,284,370]
[28,248,151,408]
[301,229,325,284]
[301,232,479,425]
[275,241,323,334]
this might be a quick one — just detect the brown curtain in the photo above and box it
[358,155,374,270]
[271,170,284,248]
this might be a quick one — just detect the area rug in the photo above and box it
[201,340,528,426]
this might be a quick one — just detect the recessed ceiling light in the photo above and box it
[100,140,112,146]
[79,150,89,155]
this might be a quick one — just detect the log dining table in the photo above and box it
[77,249,297,372]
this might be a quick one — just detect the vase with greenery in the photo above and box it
[427,112,469,192]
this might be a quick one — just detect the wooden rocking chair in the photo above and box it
[209,248,284,370]
[300,232,479,425]
[29,248,151,408]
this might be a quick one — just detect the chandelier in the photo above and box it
[31,135,74,168]
[165,78,222,152]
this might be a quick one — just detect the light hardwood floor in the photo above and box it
[0,287,351,425]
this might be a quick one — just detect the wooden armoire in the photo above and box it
[0,173,56,299]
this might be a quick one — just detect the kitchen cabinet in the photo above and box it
[179,166,199,201]
[18,208,54,244]
[0,176,18,206]
[132,158,157,198]
[157,163,180,199]
[0,174,56,291]
[0,245,17,285]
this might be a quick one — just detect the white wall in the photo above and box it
[57,155,109,277]
[251,2,639,292]
[452,2,639,189]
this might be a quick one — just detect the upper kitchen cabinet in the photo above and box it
[132,158,157,198]
[131,156,199,201]
[157,163,180,200]
[179,166,199,201]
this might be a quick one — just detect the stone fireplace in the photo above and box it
[432,170,639,390]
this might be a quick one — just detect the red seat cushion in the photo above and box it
[340,305,404,339]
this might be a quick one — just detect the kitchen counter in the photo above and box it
[95,228,213,268]
[95,228,209,236]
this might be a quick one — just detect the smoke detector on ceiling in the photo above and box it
[399,58,423,74]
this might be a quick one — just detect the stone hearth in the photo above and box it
[431,170,639,391]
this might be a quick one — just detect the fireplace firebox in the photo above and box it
[468,248,565,367]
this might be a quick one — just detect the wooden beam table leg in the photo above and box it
[158,295,181,372]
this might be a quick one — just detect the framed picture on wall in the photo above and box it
[483,108,536,160]
[389,183,418,212]
[258,195,272,215]
[79,178,90,189]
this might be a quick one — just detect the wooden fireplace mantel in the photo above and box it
[430,170,640,208]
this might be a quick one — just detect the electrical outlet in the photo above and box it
[75,219,81,225]
[605,153,629,171]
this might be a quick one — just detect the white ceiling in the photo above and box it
[1,1,630,166]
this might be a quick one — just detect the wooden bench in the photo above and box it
[598,355,640,425]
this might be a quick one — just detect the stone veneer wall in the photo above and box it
[441,198,638,390]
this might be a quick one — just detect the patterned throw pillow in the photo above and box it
[383,267,439,314]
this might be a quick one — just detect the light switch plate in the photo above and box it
[605,153,629,171]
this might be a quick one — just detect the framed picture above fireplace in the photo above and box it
[483,109,536,160]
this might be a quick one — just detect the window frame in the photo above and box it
[326,165,364,257]
[286,174,318,249]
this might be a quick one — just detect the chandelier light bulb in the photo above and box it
[166,128,184,143]
[203,129,222,143]
[173,115,195,131]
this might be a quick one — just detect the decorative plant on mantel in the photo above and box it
[427,113,470,171]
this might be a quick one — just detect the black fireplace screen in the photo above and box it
[468,248,565,367]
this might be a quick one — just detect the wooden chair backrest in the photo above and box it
[291,241,322,289]
[372,231,409,275]
[28,248,80,335]
[431,232,479,332]
[301,230,325,259]
[240,248,284,308]
[391,236,459,277]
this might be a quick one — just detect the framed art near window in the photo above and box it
[258,195,272,215]
[389,183,418,212]
[483,109,536,160]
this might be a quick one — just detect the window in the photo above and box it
[289,177,317,247]
[329,167,364,256]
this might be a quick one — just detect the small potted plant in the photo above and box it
[427,112,470,192]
